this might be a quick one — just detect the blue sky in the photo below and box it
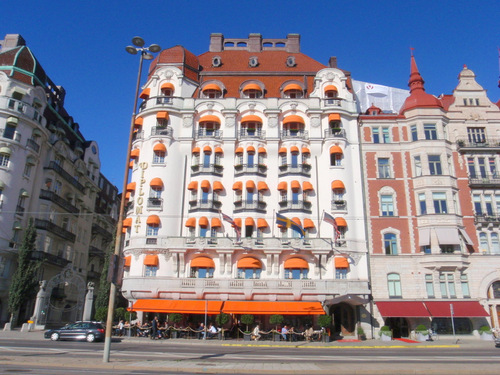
[2,0,499,187]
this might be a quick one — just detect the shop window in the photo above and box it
[431,318,472,335]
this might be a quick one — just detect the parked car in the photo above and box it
[44,321,105,342]
[495,335,500,348]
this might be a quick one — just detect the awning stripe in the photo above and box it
[130,300,223,315]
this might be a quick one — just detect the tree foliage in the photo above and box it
[94,238,115,311]
[7,218,41,321]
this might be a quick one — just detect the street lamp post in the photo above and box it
[103,37,160,363]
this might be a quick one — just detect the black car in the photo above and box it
[44,321,105,342]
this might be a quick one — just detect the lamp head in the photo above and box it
[143,52,154,60]
[132,36,145,47]
[125,46,138,55]
[148,44,161,53]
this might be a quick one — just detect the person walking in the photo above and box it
[151,316,159,340]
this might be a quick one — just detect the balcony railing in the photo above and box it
[234,199,267,213]
[237,129,266,140]
[1,128,21,142]
[26,138,40,153]
[196,129,222,140]
[188,199,222,213]
[278,200,312,213]
[468,174,500,187]
[132,130,144,142]
[324,128,346,138]
[39,189,80,214]
[190,164,224,176]
[331,199,347,210]
[278,163,311,177]
[281,129,308,140]
[234,164,267,177]
[475,215,500,225]
[89,245,105,258]
[323,98,343,107]
[155,96,174,105]
[15,205,25,216]
[457,138,500,150]
[151,126,173,137]
[45,161,85,192]
[92,223,113,241]
[147,197,163,209]
[34,219,76,242]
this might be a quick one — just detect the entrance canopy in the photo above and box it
[130,300,223,315]
[222,301,325,315]
[376,301,431,317]
[424,301,489,318]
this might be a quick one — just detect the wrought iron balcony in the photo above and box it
[151,126,173,137]
[234,199,267,213]
[323,98,343,107]
[188,199,222,213]
[237,129,266,140]
[281,129,308,140]
[26,138,40,153]
[468,174,500,187]
[89,245,105,258]
[475,214,500,225]
[278,163,311,177]
[147,197,163,209]
[457,138,500,151]
[39,189,79,214]
[190,164,224,176]
[196,128,222,140]
[34,219,76,242]
[278,200,312,213]
[45,161,85,192]
[92,223,113,241]
[132,130,144,142]
[234,163,267,177]
[331,199,347,210]
[324,128,346,138]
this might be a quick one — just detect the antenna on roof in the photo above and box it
[410,47,415,56]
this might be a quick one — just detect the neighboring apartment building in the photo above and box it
[359,54,499,338]
[0,34,118,327]
[123,33,371,337]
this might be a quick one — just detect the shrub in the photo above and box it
[478,325,492,334]
[215,313,230,327]
[415,324,428,334]
[379,325,392,337]
[168,313,183,324]
[317,314,332,328]
[94,307,107,322]
[240,314,254,332]
[357,326,365,335]
[269,314,284,329]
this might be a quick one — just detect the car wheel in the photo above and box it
[50,332,60,341]
[86,333,96,343]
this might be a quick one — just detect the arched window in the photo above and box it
[190,257,215,278]
[384,233,398,255]
[387,273,402,298]
[237,257,262,279]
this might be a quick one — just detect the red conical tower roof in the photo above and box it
[399,51,442,114]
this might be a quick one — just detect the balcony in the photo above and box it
[234,199,267,213]
[457,138,500,151]
[190,164,223,176]
[281,129,308,140]
[34,219,76,242]
[237,128,266,140]
[132,130,144,142]
[323,98,343,107]
[419,253,470,270]
[26,138,40,153]
[468,174,500,187]
[89,245,105,258]
[278,163,311,177]
[39,189,80,215]
[234,163,267,177]
[278,200,312,213]
[92,223,113,241]
[45,161,85,192]
[196,128,222,140]
[1,127,21,142]
[188,199,222,213]
[31,250,70,268]
[15,205,25,216]
[475,215,500,225]
[151,126,173,137]
[147,198,163,209]
[155,96,174,105]
[331,199,347,210]
[324,128,346,139]
[87,270,101,279]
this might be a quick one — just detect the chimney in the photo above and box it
[209,33,224,52]
[329,57,338,68]
[286,34,300,53]
[0,34,26,52]
[248,33,262,52]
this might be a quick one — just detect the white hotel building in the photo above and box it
[122,34,371,336]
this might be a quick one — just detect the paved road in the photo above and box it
[1,332,499,374]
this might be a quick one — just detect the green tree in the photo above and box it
[7,218,41,326]
[94,237,115,319]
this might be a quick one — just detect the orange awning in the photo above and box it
[324,85,338,92]
[199,115,220,124]
[156,111,169,120]
[187,181,198,191]
[191,256,215,268]
[123,218,132,228]
[283,83,303,92]
[153,143,166,153]
[161,82,175,91]
[150,178,163,189]
[147,215,160,226]
[128,161,134,169]
[144,254,158,266]
[130,149,140,159]
[203,146,212,154]
[237,257,262,269]
[335,257,349,268]
[335,217,347,227]
[199,216,209,228]
[303,181,313,191]
[211,217,222,228]
[291,180,301,191]
[246,180,255,191]
[192,147,200,154]
[201,180,210,192]
[330,145,343,154]
[302,147,310,154]
[303,219,315,229]
[139,88,150,99]
[222,301,325,315]
[202,84,222,92]
[278,147,287,154]
[292,217,301,226]
[247,146,255,153]
[185,218,196,227]
[283,115,304,124]
[232,181,242,191]
[257,218,268,229]
[242,84,262,92]
[130,300,223,314]
[331,180,345,190]
[126,182,136,192]
[257,181,269,191]
[234,218,242,228]
[214,147,223,154]
[277,181,287,191]
[290,146,299,153]
[284,257,308,269]
[134,117,143,127]
[235,147,244,154]
[328,113,341,122]
[125,191,131,199]
[241,114,262,123]
[258,147,266,154]
[245,217,255,226]
[124,256,131,267]
[213,181,224,191]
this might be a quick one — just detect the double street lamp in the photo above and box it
[103,37,160,363]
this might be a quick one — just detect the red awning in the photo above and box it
[130,300,223,315]
[376,301,431,317]
[222,301,325,315]
[424,301,489,318]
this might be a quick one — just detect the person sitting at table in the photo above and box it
[197,322,205,339]
[281,325,289,341]
[252,324,261,341]
[304,325,314,342]
[207,323,218,339]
